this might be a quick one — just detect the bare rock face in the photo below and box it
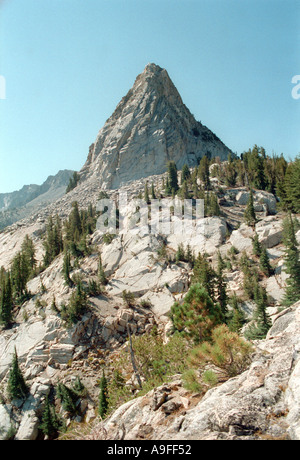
[80,63,231,189]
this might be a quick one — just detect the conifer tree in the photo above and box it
[245,286,271,340]
[175,243,185,264]
[11,251,30,300]
[40,395,61,439]
[167,161,179,194]
[98,253,108,285]
[170,283,223,344]
[216,252,227,317]
[191,253,217,301]
[198,156,210,189]
[227,293,246,333]
[259,246,272,277]
[244,189,256,227]
[7,349,28,400]
[56,383,77,414]
[282,213,300,306]
[144,182,150,204]
[62,250,73,287]
[252,233,262,256]
[0,272,13,327]
[21,235,36,275]
[151,182,156,200]
[181,164,190,184]
[98,370,108,419]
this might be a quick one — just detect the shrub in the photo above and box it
[188,324,254,381]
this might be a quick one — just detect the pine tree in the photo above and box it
[170,283,223,344]
[227,293,246,333]
[216,252,227,317]
[151,183,156,200]
[175,243,185,264]
[167,161,179,194]
[244,189,256,227]
[0,272,13,327]
[252,233,262,256]
[245,286,271,340]
[62,250,73,287]
[56,383,77,414]
[98,253,108,285]
[21,235,36,275]
[40,395,61,439]
[7,349,28,400]
[11,251,30,300]
[259,246,272,277]
[98,370,108,419]
[181,164,190,184]
[198,156,210,189]
[144,182,150,204]
[191,253,217,301]
[282,213,300,306]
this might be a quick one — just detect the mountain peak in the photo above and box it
[80,65,231,189]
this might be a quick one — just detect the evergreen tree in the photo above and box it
[7,349,28,400]
[43,215,63,267]
[181,164,190,184]
[21,235,36,275]
[245,286,271,340]
[281,157,300,213]
[216,252,227,317]
[252,233,262,256]
[170,283,223,344]
[259,246,272,277]
[282,214,300,306]
[56,383,77,414]
[175,243,185,264]
[98,370,108,419]
[227,293,246,333]
[40,395,61,439]
[98,253,108,285]
[62,250,73,287]
[244,189,256,227]
[151,183,156,200]
[167,161,179,194]
[144,182,150,204]
[198,156,210,189]
[205,192,220,217]
[11,251,30,301]
[0,272,13,327]
[191,253,217,301]
[66,171,79,193]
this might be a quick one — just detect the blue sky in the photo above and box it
[0,0,299,193]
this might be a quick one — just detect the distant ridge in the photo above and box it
[0,169,74,230]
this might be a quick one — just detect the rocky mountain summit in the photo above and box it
[80,63,231,189]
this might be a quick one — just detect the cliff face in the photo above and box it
[80,63,231,189]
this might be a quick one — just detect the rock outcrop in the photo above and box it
[80,63,232,189]
[96,301,300,441]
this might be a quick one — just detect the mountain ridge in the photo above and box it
[0,169,74,230]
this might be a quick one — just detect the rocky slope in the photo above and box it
[0,64,299,441]
[99,300,300,441]
[0,170,299,440]
[80,63,232,189]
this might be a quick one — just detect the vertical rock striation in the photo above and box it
[80,63,231,189]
